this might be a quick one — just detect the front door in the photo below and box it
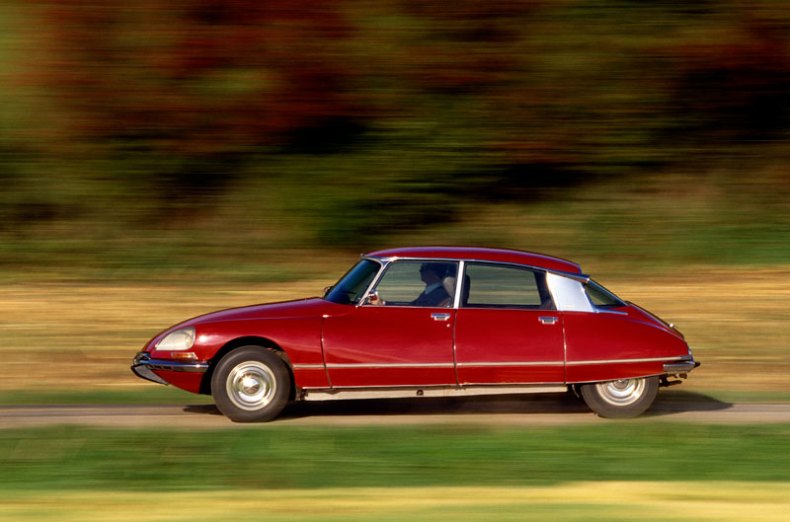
[322,260,458,388]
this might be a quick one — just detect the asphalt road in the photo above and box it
[2,392,789,429]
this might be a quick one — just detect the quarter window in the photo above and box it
[463,263,553,309]
[585,280,625,307]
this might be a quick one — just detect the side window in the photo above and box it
[463,263,553,309]
[372,260,457,307]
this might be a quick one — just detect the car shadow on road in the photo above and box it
[182,389,731,420]
[645,389,733,417]
[279,393,592,419]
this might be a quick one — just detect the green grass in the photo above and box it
[2,423,789,492]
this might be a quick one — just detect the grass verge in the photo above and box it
[2,424,789,492]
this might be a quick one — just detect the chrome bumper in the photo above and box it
[663,358,701,374]
[131,352,209,385]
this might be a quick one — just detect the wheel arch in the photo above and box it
[200,336,296,400]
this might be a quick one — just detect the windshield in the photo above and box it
[324,259,382,305]
[585,280,625,307]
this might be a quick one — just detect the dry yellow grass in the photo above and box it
[0,267,787,393]
[2,482,789,521]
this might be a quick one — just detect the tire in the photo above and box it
[211,346,291,422]
[580,376,659,419]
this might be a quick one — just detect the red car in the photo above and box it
[132,247,699,421]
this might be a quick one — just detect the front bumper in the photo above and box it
[131,352,210,385]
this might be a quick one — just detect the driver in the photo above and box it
[412,263,451,307]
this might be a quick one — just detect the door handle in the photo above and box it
[431,313,451,322]
[539,316,558,325]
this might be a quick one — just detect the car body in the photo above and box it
[131,246,699,421]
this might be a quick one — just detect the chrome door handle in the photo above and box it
[431,313,451,322]
[539,316,558,325]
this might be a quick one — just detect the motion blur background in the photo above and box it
[1,0,788,282]
[1,0,789,396]
[2,3,790,520]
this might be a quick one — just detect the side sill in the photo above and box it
[300,384,568,402]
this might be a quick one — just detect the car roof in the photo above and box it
[366,246,582,274]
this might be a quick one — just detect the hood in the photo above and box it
[145,297,332,350]
[181,297,330,326]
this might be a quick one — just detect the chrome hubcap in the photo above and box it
[596,378,645,406]
[226,362,276,411]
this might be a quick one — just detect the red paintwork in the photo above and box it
[322,305,456,387]
[153,370,203,394]
[138,247,693,396]
[454,308,565,384]
[563,308,688,383]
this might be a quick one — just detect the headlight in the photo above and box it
[155,327,196,351]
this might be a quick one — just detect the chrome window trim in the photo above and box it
[453,260,465,309]
[361,257,460,309]
[365,255,594,312]
[356,257,387,306]
[459,260,556,310]
[366,255,589,282]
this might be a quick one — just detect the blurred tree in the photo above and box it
[4,0,788,252]
[39,0,365,154]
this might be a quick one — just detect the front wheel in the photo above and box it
[211,346,291,422]
[580,376,659,419]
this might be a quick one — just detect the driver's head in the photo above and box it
[419,263,446,283]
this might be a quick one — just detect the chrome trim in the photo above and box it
[453,260,465,309]
[301,384,568,401]
[595,308,628,316]
[131,352,209,375]
[546,273,594,312]
[357,257,386,306]
[663,361,700,374]
[130,361,169,385]
[456,361,564,367]
[326,362,455,369]
[292,364,327,370]
[566,355,688,366]
[365,255,588,283]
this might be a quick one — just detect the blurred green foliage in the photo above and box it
[1,1,788,279]
[2,423,790,491]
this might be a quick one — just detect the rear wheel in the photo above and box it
[211,346,290,422]
[580,376,659,418]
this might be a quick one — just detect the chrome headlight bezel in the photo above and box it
[155,327,196,351]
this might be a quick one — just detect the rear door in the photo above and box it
[453,262,566,384]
